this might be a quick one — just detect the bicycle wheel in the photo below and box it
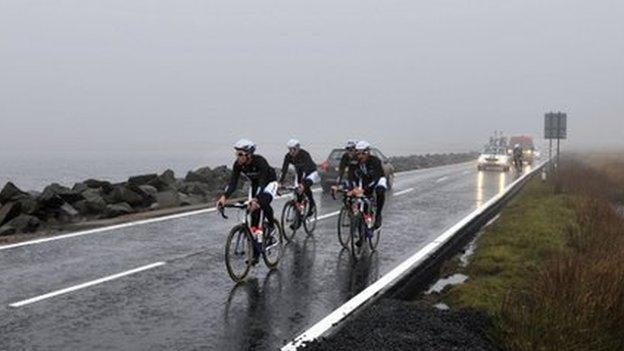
[225,224,253,283]
[281,201,299,242]
[263,218,284,269]
[349,213,365,261]
[337,206,351,249]
[303,202,317,235]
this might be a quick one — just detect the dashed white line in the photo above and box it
[393,188,414,196]
[316,210,341,221]
[435,176,449,183]
[9,262,166,308]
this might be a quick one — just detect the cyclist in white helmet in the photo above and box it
[217,139,278,240]
[335,139,358,189]
[350,141,387,230]
[278,139,319,217]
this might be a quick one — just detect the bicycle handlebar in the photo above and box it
[217,202,248,219]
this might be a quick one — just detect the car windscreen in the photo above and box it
[328,149,345,164]
[483,146,505,155]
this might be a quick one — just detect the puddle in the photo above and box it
[426,273,468,294]
[458,214,500,267]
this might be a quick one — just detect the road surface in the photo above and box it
[0,162,529,350]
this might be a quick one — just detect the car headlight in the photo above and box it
[478,156,487,164]
[497,156,509,164]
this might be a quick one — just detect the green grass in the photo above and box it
[444,177,575,314]
[437,157,624,350]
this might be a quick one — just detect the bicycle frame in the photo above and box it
[283,185,308,215]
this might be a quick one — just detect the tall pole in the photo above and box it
[549,139,552,165]
[556,114,561,167]
[557,138,561,168]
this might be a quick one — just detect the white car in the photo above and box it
[477,147,511,171]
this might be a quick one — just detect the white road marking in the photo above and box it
[9,262,166,308]
[393,188,414,197]
[316,210,341,221]
[0,189,323,251]
[435,176,449,183]
[281,162,546,350]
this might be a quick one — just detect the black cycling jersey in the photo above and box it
[338,152,358,184]
[279,149,317,183]
[224,154,277,198]
[354,155,385,189]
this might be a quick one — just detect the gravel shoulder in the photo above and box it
[299,299,496,351]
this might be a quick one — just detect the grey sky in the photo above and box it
[1,0,623,160]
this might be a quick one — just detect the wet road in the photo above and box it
[0,162,529,350]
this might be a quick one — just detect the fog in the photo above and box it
[1,0,623,162]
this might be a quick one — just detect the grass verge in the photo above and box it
[431,155,624,351]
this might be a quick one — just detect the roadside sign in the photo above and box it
[544,112,567,139]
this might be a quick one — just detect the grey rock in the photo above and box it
[159,169,176,184]
[135,185,158,203]
[16,196,38,215]
[145,170,177,192]
[179,181,211,196]
[105,202,134,218]
[179,193,204,206]
[0,182,29,204]
[154,191,180,209]
[0,224,16,236]
[5,215,41,233]
[128,174,158,187]
[0,202,22,226]
[38,189,64,208]
[72,182,89,193]
[83,179,114,193]
[39,183,83,207]
[105,186,144,207]
[77,189,107,214]
[185,166,213,184]
[59,203,79,220]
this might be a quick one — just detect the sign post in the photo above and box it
[544,112,567,168]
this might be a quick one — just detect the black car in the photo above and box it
[318,148,395,193]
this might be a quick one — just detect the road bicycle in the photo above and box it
[280,185,317,241]
[219,201,284,283]
[334,188,381,261]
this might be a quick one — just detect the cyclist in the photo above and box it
[336,139,358,189]
[217,139,278,243]
[350,141,387,231]
[512,143,523,171]
[278,139,319,218]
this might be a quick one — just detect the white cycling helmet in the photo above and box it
[514,144,521,148]
[355,140,371,151]
[286,139,300,148]
[345,139,357,149]
[233,139,256,153]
